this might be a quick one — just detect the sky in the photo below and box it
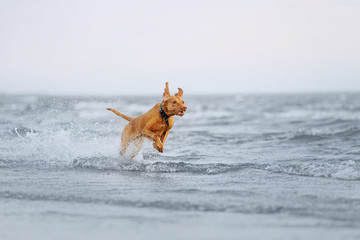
[0,0,359,95]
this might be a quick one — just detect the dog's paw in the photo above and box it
[153,142,164,153]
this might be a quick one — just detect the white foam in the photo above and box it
[1,126,120,168]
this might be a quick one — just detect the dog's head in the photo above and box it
[162,82,187,117]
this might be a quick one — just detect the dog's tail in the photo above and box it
[106,108,133,121]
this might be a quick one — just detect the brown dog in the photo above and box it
[107,82,187,158]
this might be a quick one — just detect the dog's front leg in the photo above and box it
[153,140,164,153]
[160,130,170,145]
[142,130,164,153]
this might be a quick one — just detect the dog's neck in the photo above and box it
[159,102,170,126]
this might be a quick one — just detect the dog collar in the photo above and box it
[159,103,170,126]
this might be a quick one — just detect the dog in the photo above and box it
[107,82,187,158]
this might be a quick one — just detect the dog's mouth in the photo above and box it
[175,110,185,116]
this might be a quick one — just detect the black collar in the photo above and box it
[159,102,170,126]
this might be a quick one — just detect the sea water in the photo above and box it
[1,93,360,240]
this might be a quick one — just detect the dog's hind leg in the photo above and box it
[120,142,129,155]
[120,126,131,155]
[130,137,144,159]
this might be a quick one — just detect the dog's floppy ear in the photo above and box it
[175,88,183,97]
[163,82,170,99]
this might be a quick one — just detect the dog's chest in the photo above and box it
[151,124,172,135]
[149,118,173,135]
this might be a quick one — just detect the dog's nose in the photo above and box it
[182,106,187,111]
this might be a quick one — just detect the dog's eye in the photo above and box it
[172,101,176,104]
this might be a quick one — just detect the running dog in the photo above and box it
[107,82,187,158]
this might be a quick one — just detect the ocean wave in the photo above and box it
[71,157,360,180]
[72,157,259,175]
[265,160,360,180]
[1,125,359,180]
[0,190,296,214]
[288,127,360,142]
[2,142,360,180]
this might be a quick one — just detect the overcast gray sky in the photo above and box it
[0,0,359,95]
